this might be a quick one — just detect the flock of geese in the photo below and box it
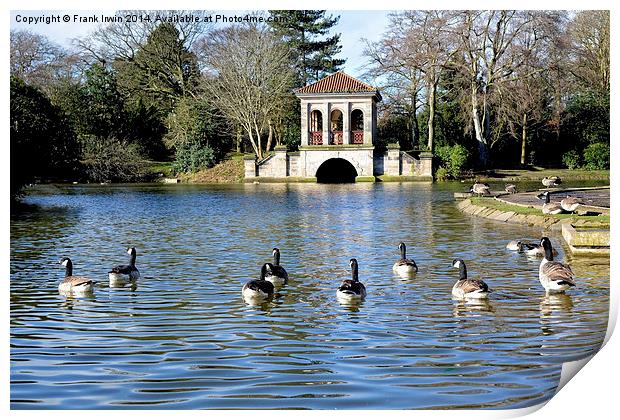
[57,236,575,305]
[471,176,585,215]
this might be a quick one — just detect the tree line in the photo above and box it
[10,10,344,198]
[364,10,609,178]
[10,10,609,199]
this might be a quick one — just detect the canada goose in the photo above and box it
[539,237,575,293]
[58,257,94,295]
[451,259,490,299]
[337,258,367,301]
[242,263,275,300]
[506,240,522,251]
[265,247,288,287]
[505,184,517,194]
[519,241,558,257]
[542,176,562,188]
[469,183,490,197]
[109,247,140,285]
[537,192,564,215]
[392,242,418,275]
[560,195,582,213]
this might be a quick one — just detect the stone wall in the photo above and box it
[248,147,433,180]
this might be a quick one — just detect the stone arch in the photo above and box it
[316,158,358,183]
[350,109,364,144]
[309,109,324,145]
[330,109,344,145]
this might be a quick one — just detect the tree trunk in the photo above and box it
[410,92,419,149]
[427,80,436,153]
[247,128,261,160]
[265,120,274,153]
[520,112,527,166]
[471,82,489,166]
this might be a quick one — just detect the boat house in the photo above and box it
[243,71,432,182]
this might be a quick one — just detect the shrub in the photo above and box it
[172,142,216,174]
[435,167,450,181]
[446,144,469,178]
[434,144,470,179]
[583,142,610,170]
[562,150,581,169]
[81,136,148,182]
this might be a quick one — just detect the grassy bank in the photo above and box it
[177,157,245,184]
[470,197,609,224]
[473,167,609,182]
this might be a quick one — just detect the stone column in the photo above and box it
[417,152,434,177]
[386,143,401,176]
[273,146,288,178]
[361,101,371,145]
[300,101,309,146]
[322,102,329,145]
[343,101,351,144]
[243,155,257,179]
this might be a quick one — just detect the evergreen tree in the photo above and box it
[115,22,200,116]
[268,10,345,85]
[10,76,78,198]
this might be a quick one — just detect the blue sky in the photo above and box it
[10,10,391,78]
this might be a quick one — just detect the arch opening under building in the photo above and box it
[316,158,358,183]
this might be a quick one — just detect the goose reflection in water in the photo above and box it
[452,299,495,318]
[540,293,574,319]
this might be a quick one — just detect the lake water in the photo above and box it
[10,182,609,409]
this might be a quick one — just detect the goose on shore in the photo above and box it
[542,176,562,188]
[392,242,418,275]
[337,258,367,301]
[451,259,490,299]
[470,183,490,197]
[242,263,275,300]
[58,257,94,295]
[539,237,575,293]
[265,247,288,287]
[560,195,582,213]
[505,184,517,194]
[109,247,140,286]
[537,192,564,215]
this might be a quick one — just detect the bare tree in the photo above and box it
[75,10,212,65]
[200,23,295,160]
[363,13,425,149]
[568,10,610,93]
[10,30,83,91]
[451,10,535,166]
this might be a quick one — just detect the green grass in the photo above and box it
[476,167,609,181]
[470,197,610,224]
[146,161,174,178]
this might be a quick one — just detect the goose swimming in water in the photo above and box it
[242,263,275,300]
[58,257,94,295]
[506,240,557,257]
[542,176,562,188]
[337,258,367,301]
[109,247,140,286]
[265,247,288,287]
[451,259,490,299]
[537,192,564,215]
[392,242,418,275]
[539,237,575,293]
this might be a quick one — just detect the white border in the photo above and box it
[3,0,617,419]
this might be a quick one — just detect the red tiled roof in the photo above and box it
[296,71,378,94]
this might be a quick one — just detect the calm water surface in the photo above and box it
[10,182,609,409]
